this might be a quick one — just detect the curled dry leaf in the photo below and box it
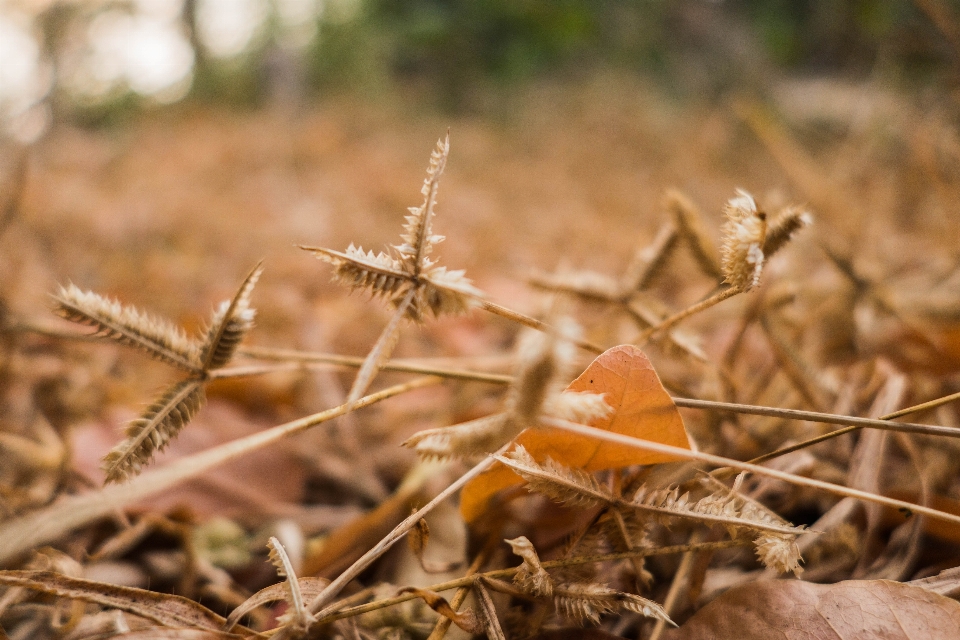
[0,570,237,632]
[661,578,960,640]
[507,536,553,597]
[396,587,485,634]
[405,515,460,573]
[460,345,691,521]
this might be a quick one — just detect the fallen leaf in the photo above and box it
[0,570,240,632]
[397,587,485,634]
[103,630,243,639]
[460,345,691,521]
[662,578,960,640]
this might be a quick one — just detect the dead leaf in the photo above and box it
[0,570,240,632]
[396,587,485,634]
[662,578,960,640]
[104,630,244,639]
[460,345,691,521]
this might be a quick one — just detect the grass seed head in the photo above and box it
[721,189,767,291]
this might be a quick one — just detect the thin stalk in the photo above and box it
[346,288,417,407]
[648,530,705,640]
[479,300,604,354]
[672,397,960,440]
[674,393,960,464]
[638,287,742,343]
[210,360,513,385]
[302,449,507,627]
[541,417,960,529]
[425,550,491,640]
[0,377,440,565]
[318,540,748,623]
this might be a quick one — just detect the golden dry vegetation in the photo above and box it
[3,73,960,639]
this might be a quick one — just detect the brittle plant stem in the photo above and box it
[638,287,741,344]
[671,397,960,440]
[478,300,604,354]
[648,530,706,640]
[215,356,513,385]
[742,390,960,466]
[0,377,441,565]
[317,540,748,624]
[541,417,960,528]
[301,448,509,632]
[218,360,960,444]
[19,318,960,448]
[218,357,960,441]
[425,549,491,640]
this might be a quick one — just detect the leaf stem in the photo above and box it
[479,300,604,354]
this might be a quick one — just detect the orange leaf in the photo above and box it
[460,345,691,521]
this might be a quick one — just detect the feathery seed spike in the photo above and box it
[102,379,206,484]
[763,205,812,258]
[199,262,263,371]
[53,284,202,372]
[720,189,767,291]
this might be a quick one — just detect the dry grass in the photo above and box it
[3,74,960,638]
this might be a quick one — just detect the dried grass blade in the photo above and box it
[345,288,415,408]
[199,262,263,371]
[53,284,200,372]
[403,414,513,460]
[97,630,240,639]
[102,379,206,484]
[0,378,439,566]
[474,579,506,640]
[541,416,960,529]
[224,578,328,632]
[267,537,315,629]
[495,446,614,509]
[478,300,604,354]
[0,570,233,631]
[397,587,484,634]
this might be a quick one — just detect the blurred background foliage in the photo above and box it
[1,0,958,138]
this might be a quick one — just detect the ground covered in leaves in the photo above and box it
[3,74,960,639]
